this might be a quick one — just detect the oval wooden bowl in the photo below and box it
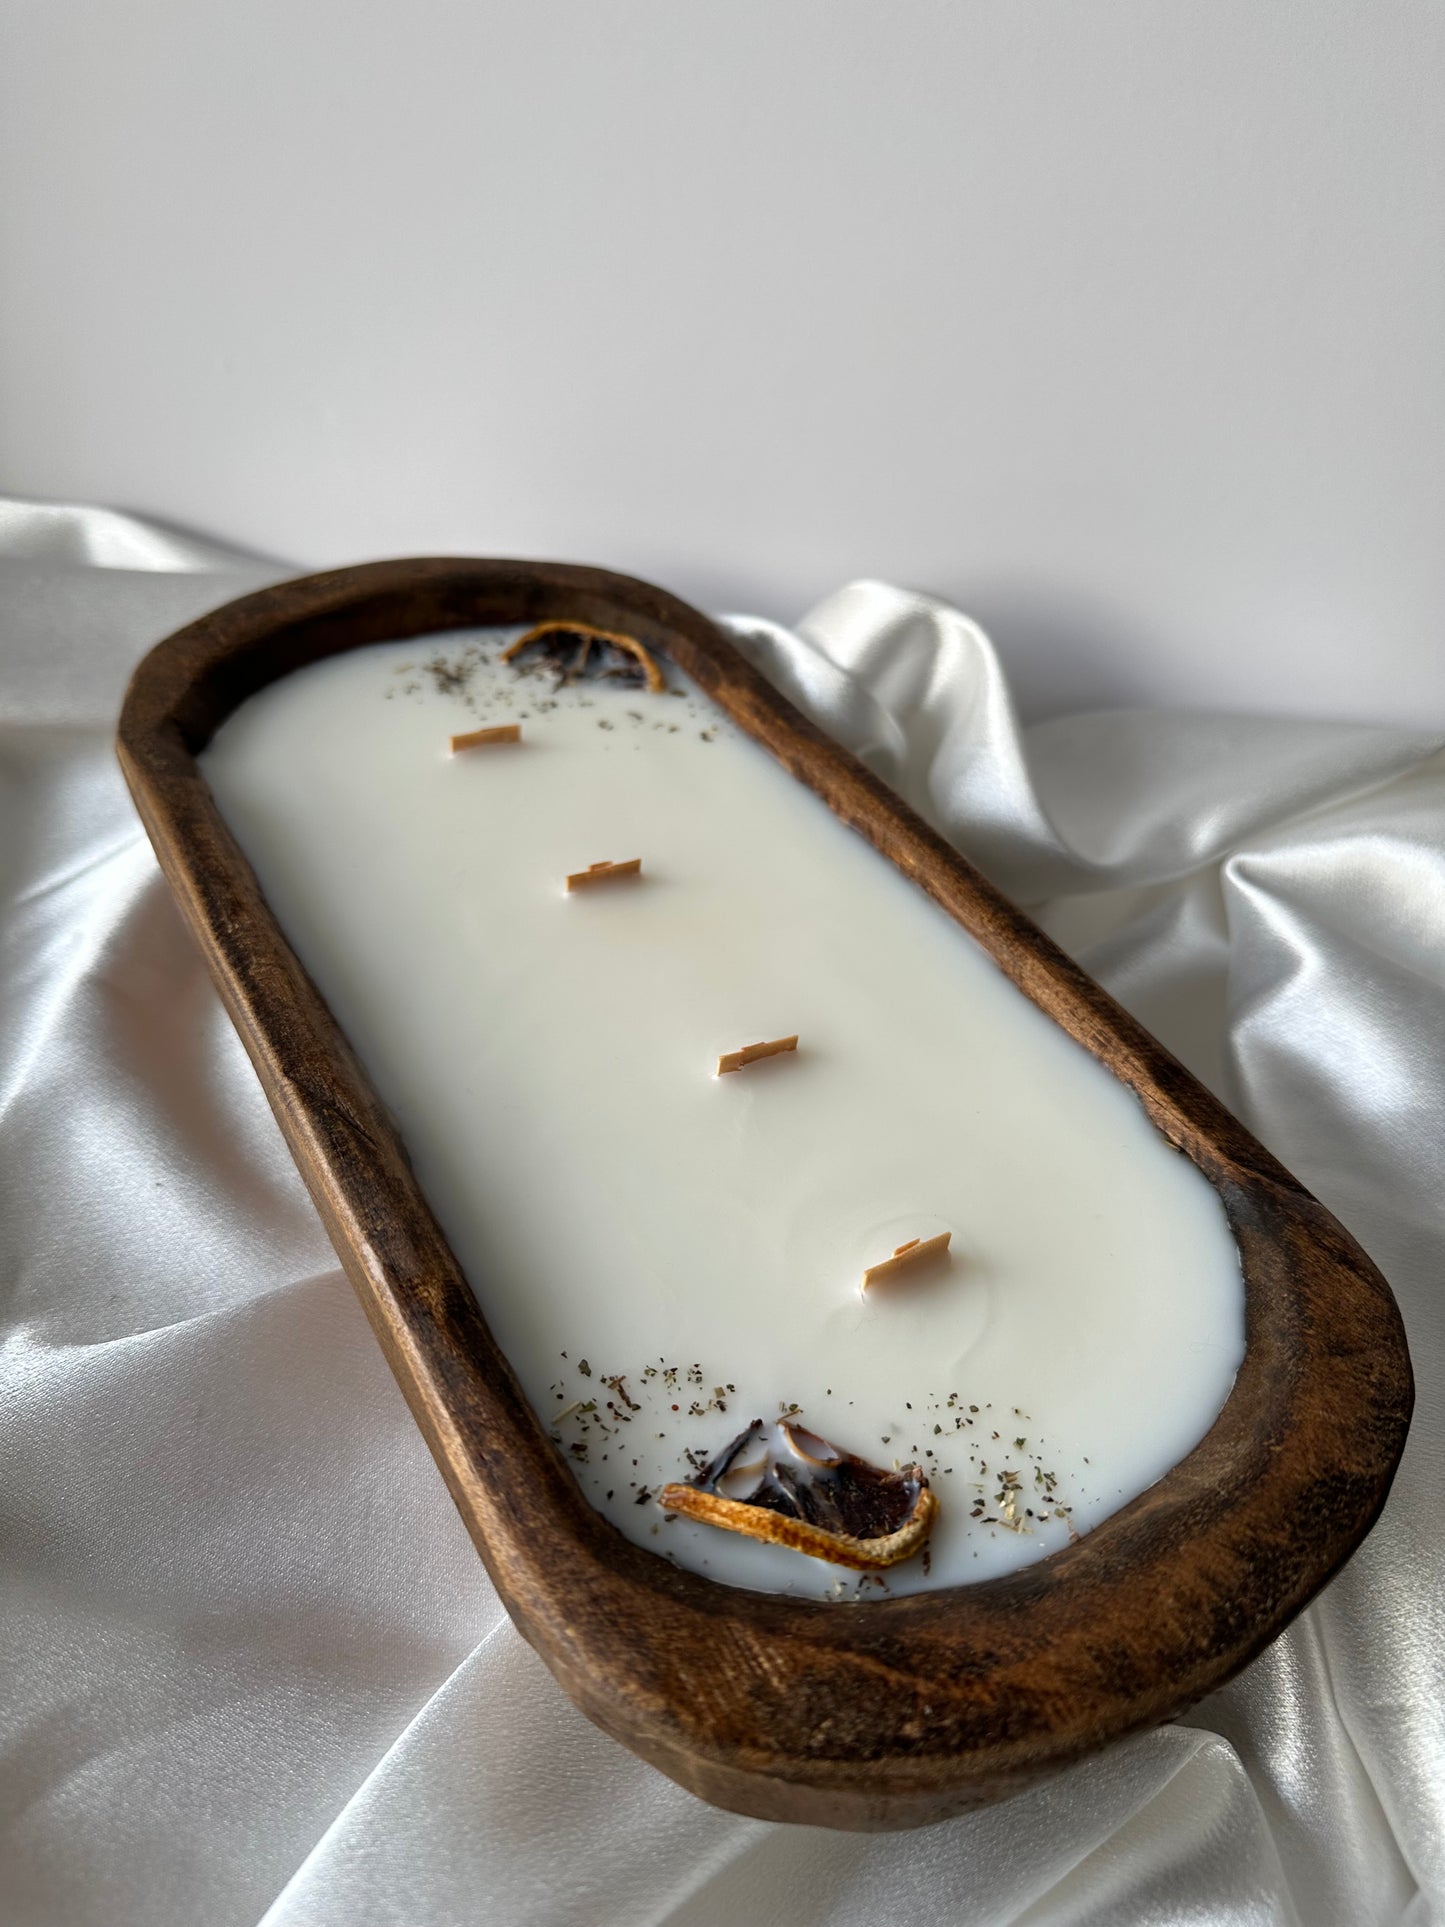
[116,558,1413,1830]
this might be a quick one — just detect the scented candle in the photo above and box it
[201,627,1245,1599]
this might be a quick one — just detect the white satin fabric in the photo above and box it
[3,500,1443,1927]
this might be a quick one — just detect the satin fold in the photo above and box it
[2,503,1440,1925]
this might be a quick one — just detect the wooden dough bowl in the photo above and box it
[116,559,1413,1830]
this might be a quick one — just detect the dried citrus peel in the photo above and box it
[659,1418,937,1572]
[501,620,667,693]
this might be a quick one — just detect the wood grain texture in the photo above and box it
[116,558,1413,1830]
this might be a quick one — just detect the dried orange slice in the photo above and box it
[659,1418,936,1571]
[501,620,667,693]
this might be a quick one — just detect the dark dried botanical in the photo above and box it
[659,1418,937,1571]
[502,621,667,693]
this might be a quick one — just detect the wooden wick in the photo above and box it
[862,1230,952,1290]
[449,723,522,752]
[565,858,643,892]
[716,1035,799,1076]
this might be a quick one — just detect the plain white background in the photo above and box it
[2,1,1443,725]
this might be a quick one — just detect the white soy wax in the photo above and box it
[201,629,1245,1599]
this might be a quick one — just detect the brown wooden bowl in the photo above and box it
[116,558,1412,1830]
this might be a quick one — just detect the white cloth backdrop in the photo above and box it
[3,500,1443,1926]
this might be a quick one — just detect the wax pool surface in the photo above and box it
[202,631,1245,1599]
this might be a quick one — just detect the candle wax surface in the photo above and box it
[201,630,1245,1599]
